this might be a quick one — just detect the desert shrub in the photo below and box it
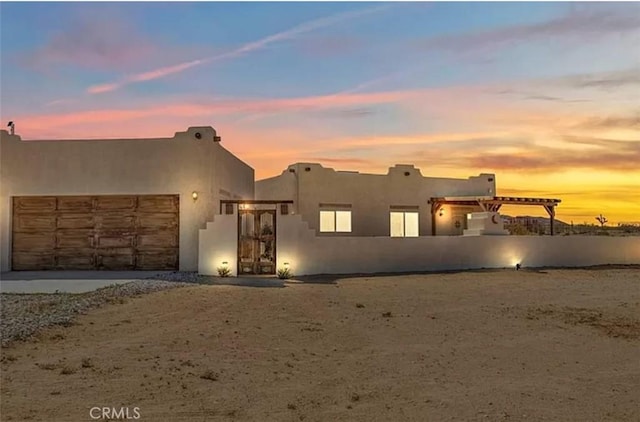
[60,366,76,375]
[200,370,219,381]
[37,363,57,370]
[277,267,292,280]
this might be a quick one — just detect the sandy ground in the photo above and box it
[1,268,639,422]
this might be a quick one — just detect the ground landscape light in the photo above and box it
[516,263,522,271]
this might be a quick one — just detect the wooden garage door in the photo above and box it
[12,195,179,270]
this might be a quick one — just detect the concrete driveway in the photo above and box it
[0,271,172,294]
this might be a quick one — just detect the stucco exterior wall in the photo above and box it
[255,163,493,236]
[254,172,297,206]
[198,213,640,276]
[214,147,255,201]
[199,211,238,276]
[0,127,254,272]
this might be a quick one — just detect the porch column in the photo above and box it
[544,205,556,236]
[430,201,440,236]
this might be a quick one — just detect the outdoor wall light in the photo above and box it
[283,262,290,268]
[192,191,198,201]
[222,261,228,267]
[439,208,444,217]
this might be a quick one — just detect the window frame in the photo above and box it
[319,208,352,233]
[389,209,419,237]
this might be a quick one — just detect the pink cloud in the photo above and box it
[44,98,77,107]
[417,7,640,54]
[130,60,205,82]
[86,5,390,94]
[24,12,155,72]
[10,83,623,143]
[14,89,422,134]
[86,83,122,95]
[86,60,205,94]
[14,68,637,146]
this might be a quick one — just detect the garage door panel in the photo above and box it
[13,233,56,251]
[57,254,95,270]
[95,215,136,229]
[13,197,57,213]
[57,230,94,248]
[98,254,135,270]
[137,233,178,249]
[96,235,135,248]
[97,247,135,255]
[12,195,179,270]
[13,253,56,270]
[58,214,94,229]
[13,215,57,231]
[95,196,137,211]
[57,196,93,212]
[138,196,178,213]
[138,214,178,229]
[137,252,178,270]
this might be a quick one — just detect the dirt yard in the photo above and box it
[1,268,639,421]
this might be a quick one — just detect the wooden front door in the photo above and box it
[11,195,179,270]
[238,209,276,275]
[452,214,465,235]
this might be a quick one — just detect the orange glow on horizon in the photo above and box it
[3,77,637,226]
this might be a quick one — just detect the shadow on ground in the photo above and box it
[196,277,287,288]
[294,268,512,284]
[292,264,640,283]
[1,271,173,281]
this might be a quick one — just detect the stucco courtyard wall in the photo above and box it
[0,127,254,272]
[199,212,238,276]
[199,213,640,276]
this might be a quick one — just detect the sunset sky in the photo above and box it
[1,2,638,224]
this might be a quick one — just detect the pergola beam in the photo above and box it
[429,196,561,236]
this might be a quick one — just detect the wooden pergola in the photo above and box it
[428,196,562,236]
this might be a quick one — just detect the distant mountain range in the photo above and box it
[502,215,570,227]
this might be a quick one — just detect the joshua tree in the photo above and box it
[595,214,608,228]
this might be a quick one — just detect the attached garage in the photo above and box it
[12,195,179,270]
[1,126,256,272]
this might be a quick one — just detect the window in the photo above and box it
[390,211,419,237]
[320,210,352,232]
